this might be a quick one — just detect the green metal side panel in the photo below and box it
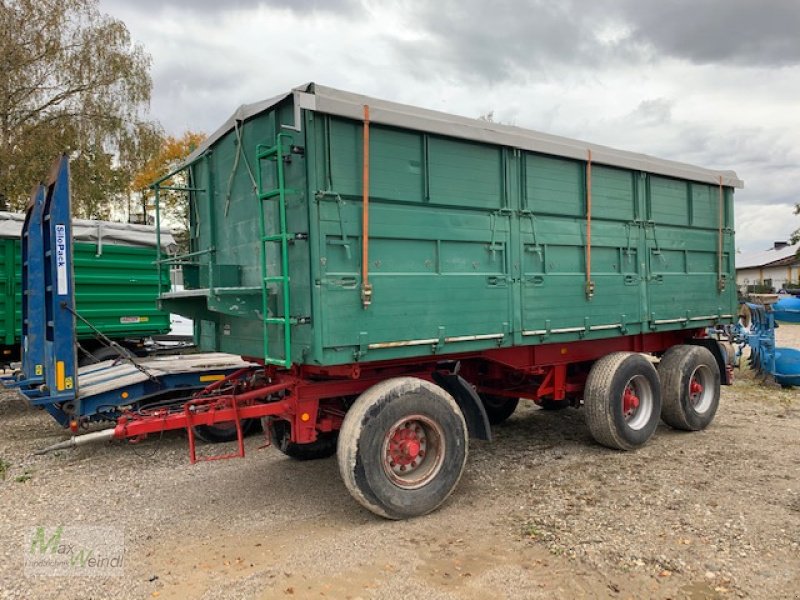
[0,239,17,347]
[520,158,644,339]
[168,97,738,367]
[70,243,171,339]
[168,100,311,360]
[314,117,513,364]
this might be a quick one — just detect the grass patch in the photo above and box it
[14,469,33,483]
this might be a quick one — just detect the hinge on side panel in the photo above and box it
[585,280,595,299]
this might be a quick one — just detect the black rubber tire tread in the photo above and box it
[539,398,569,411]
[479,394,520,424]
[268,419,338,460]
[658,345,720,431]
[193,418,258,443]
[584,352,662,451]
[337,377,468,520]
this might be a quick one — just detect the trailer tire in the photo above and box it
[479,394,519,424]
[192,419,258,443]
[267,419,338,460]
[337,377,468,520]
[584,352,661,451]
[658,345,720,431]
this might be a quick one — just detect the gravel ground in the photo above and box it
[1,327,799,599]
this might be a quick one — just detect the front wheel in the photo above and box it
[337,377,468,520]
[584,352,662,451]
[193,419,258,443]
[267,419,338,460]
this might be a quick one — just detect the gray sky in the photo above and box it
[100,0,800,253]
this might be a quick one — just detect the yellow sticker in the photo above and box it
[199,374,226,382]
[35,364,43,375]
[64,377,74,390]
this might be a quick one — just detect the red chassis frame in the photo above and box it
[112,329,710,462]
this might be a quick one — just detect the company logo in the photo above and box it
[25,525,124,577]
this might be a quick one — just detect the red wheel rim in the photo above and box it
[382,415,445,490]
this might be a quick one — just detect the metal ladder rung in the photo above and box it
[256,146,278,160]
[256,134,294,368]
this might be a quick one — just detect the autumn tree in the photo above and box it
[0,0,155,217]
[131,131,205,249]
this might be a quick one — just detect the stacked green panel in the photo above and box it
[0,239,170,351]
[168,97,737,366]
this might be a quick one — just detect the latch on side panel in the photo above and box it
[487,208,513,256]
[519,209,543,260]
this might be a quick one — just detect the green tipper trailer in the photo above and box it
[121,83,743,518]
[0,212,173,362]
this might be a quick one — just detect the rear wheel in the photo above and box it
[479,394,520,424]
[658,345,720,431]
[584,352,661,450]
[337,377,468,519]
[266,419,338,460]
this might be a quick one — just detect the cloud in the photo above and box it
[95,0,800,253]
[618,0,800,66]
[101,0,356,14]
[388,0,633,83]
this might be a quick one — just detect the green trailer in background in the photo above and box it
[0,212,175,363]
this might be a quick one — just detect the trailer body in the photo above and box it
[104,85,744,519]
[163,84,741,366]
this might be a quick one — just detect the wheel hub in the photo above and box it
[382,415,445,490]
[623,386,640,416]
[388,424,426,469]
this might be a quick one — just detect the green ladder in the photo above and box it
[255,132,296,367]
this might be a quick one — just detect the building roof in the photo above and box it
[736,243,800,270]
[182,83,744,189]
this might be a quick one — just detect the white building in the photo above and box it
[736,242,800,292]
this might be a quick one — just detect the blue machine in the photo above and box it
[3,157,253,428]
[772,296,800,324]
[735,302,800,387]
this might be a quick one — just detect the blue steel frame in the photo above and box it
[29,363,232,427]
[41,156,79,409]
